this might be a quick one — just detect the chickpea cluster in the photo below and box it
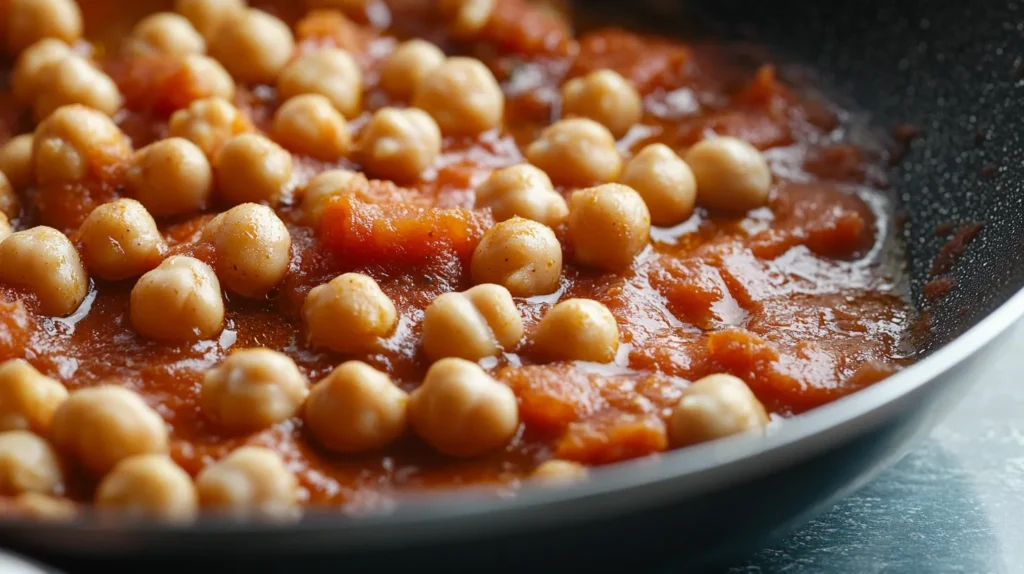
[0,0,794,519]
[0,360,309,521]
[421,284,524,362]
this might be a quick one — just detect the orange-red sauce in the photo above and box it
[0,0,913,513]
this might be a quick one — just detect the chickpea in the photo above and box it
[126,138,213,217]
[526,118,622,186]
[167,97,251,159]
[0,214,12,243]
[531,459,587,485]
[561,70,643,138]
[195,446,299,522]
[201,348,307,433]
[413,57,503,136]
[475,164,568,228]
[208,8,294,84]
[358,107,441,183]
[277,49,361,119]
[126,12,205,58]
[0,171,18,219]
[421,284,523,362]
[379,39,446,100]
[214,133,294,206]
[567,183,651,271]
[51,385,169,476]
[471,217,562,297]
[95,454,198,522]
[130,256,225,342]
[408,358,518,457]
[684,137,772,213]
[273,94,351,160]
[11,38,70,104]
[303,273,397,354]
[32,105,131,186]
[300,169,362,228]
[534,298,620,363]
[0,431,63,497]
[7,492,76,520]
[0,134,34,191]
[438,0,494,39]
[5,0,82,53]
[305,361,408,453]
[0,360,68,435]
[32,55,123,121]
[174,0,246,40]
[78,199,165,281]
[0,226,88,317]
[619,143,696,227]
[202,203,291,298]
[668,374,768,447]
[179,54,236,102]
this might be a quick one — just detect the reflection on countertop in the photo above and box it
[722,322,1024,573]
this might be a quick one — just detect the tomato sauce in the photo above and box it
[0,0,913,513]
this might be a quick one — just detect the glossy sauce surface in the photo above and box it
[0,0,913,512]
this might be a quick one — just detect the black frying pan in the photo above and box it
[3,0,1022,571]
